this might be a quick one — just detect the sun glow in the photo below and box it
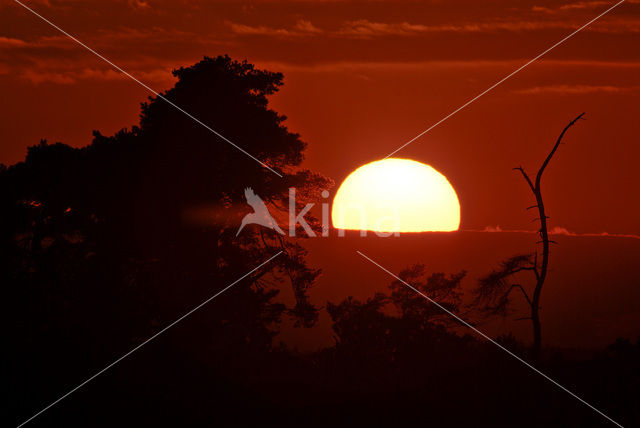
[332,158,461,233]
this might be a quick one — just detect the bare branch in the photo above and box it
[535,112,585,189]
[513,166,535,194]
[511,284,532,306]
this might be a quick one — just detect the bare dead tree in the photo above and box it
[475,113,585,358]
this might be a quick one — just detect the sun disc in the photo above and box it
[332,158,460,233]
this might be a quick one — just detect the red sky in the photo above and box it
[2,0,640,349]
[2,0,640,235]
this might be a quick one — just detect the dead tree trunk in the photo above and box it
[514,112,585,357]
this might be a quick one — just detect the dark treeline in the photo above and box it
[2,56,638,427]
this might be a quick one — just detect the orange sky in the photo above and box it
[1,0,640,234]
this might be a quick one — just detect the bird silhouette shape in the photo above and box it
[236,187,285,236]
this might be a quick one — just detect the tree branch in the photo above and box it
[511,284,532,306]
[535,112,585,190]
[513,166,535,194]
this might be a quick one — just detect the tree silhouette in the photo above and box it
[389,264,466,328]
[474,113,585,357]
[327,264,467,374]
[4,61,639,426]
[1,55,331,424]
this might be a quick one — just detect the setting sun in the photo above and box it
[332,158,461,233]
